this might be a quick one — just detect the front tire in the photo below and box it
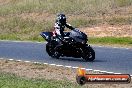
[82,46,95,62]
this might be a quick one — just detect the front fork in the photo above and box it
[80,44,90,58]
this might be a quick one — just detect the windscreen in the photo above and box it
[69,29,87,43]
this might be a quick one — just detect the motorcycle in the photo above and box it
[40,28,95,61]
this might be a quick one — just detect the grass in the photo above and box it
[0,72,81,88]
[0,0,132,45]
[89,37,132,45]
[0,0,131,16]
[115,0,132,7]
[0,17,53,32]
[70,18,102,27]
[0,16,132,46]
[0,16,52,41]
[31,62,48,70]
[107,16,132,25]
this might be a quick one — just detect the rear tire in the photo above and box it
[82,46,95,62]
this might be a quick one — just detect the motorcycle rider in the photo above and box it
[54,13,74,40]
[53,13,75,57]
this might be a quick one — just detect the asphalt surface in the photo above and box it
[0,41,132,74]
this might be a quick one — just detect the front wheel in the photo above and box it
[82,46,95,62]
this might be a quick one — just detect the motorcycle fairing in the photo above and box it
[40,32,52,41]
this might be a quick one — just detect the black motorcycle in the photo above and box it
[40,28,95,61]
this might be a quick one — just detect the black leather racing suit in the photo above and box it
[54,22,74,39]
[54,21,74,51]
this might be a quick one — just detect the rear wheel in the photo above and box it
[82,46,95,62]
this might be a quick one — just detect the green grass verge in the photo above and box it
[89,37,132,45]
[0,72,81,88]
[0,35,132,46]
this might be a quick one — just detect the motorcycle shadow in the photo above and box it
[56,57,85,62]
[92,59,107,63]
[55,57,107,63]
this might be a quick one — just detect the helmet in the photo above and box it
[56,13,66,25]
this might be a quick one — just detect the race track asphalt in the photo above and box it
[0,41,132,74]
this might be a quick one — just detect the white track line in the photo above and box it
[43,63,48,65]
[0,58,132,76]
[33,62,40,64]
[49,64,56,66]
[72,67,79,69]
[65,66,72,68]
[100,71,107,73]
[8,59,14,61]
[16,60,22,62]
[56,65,63,67]
[80,68,86,70]
[24,61,31,63]
[86,69,93,71]
[114,73,122,74]
[106,72,114,74]
[93,70,101,72]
